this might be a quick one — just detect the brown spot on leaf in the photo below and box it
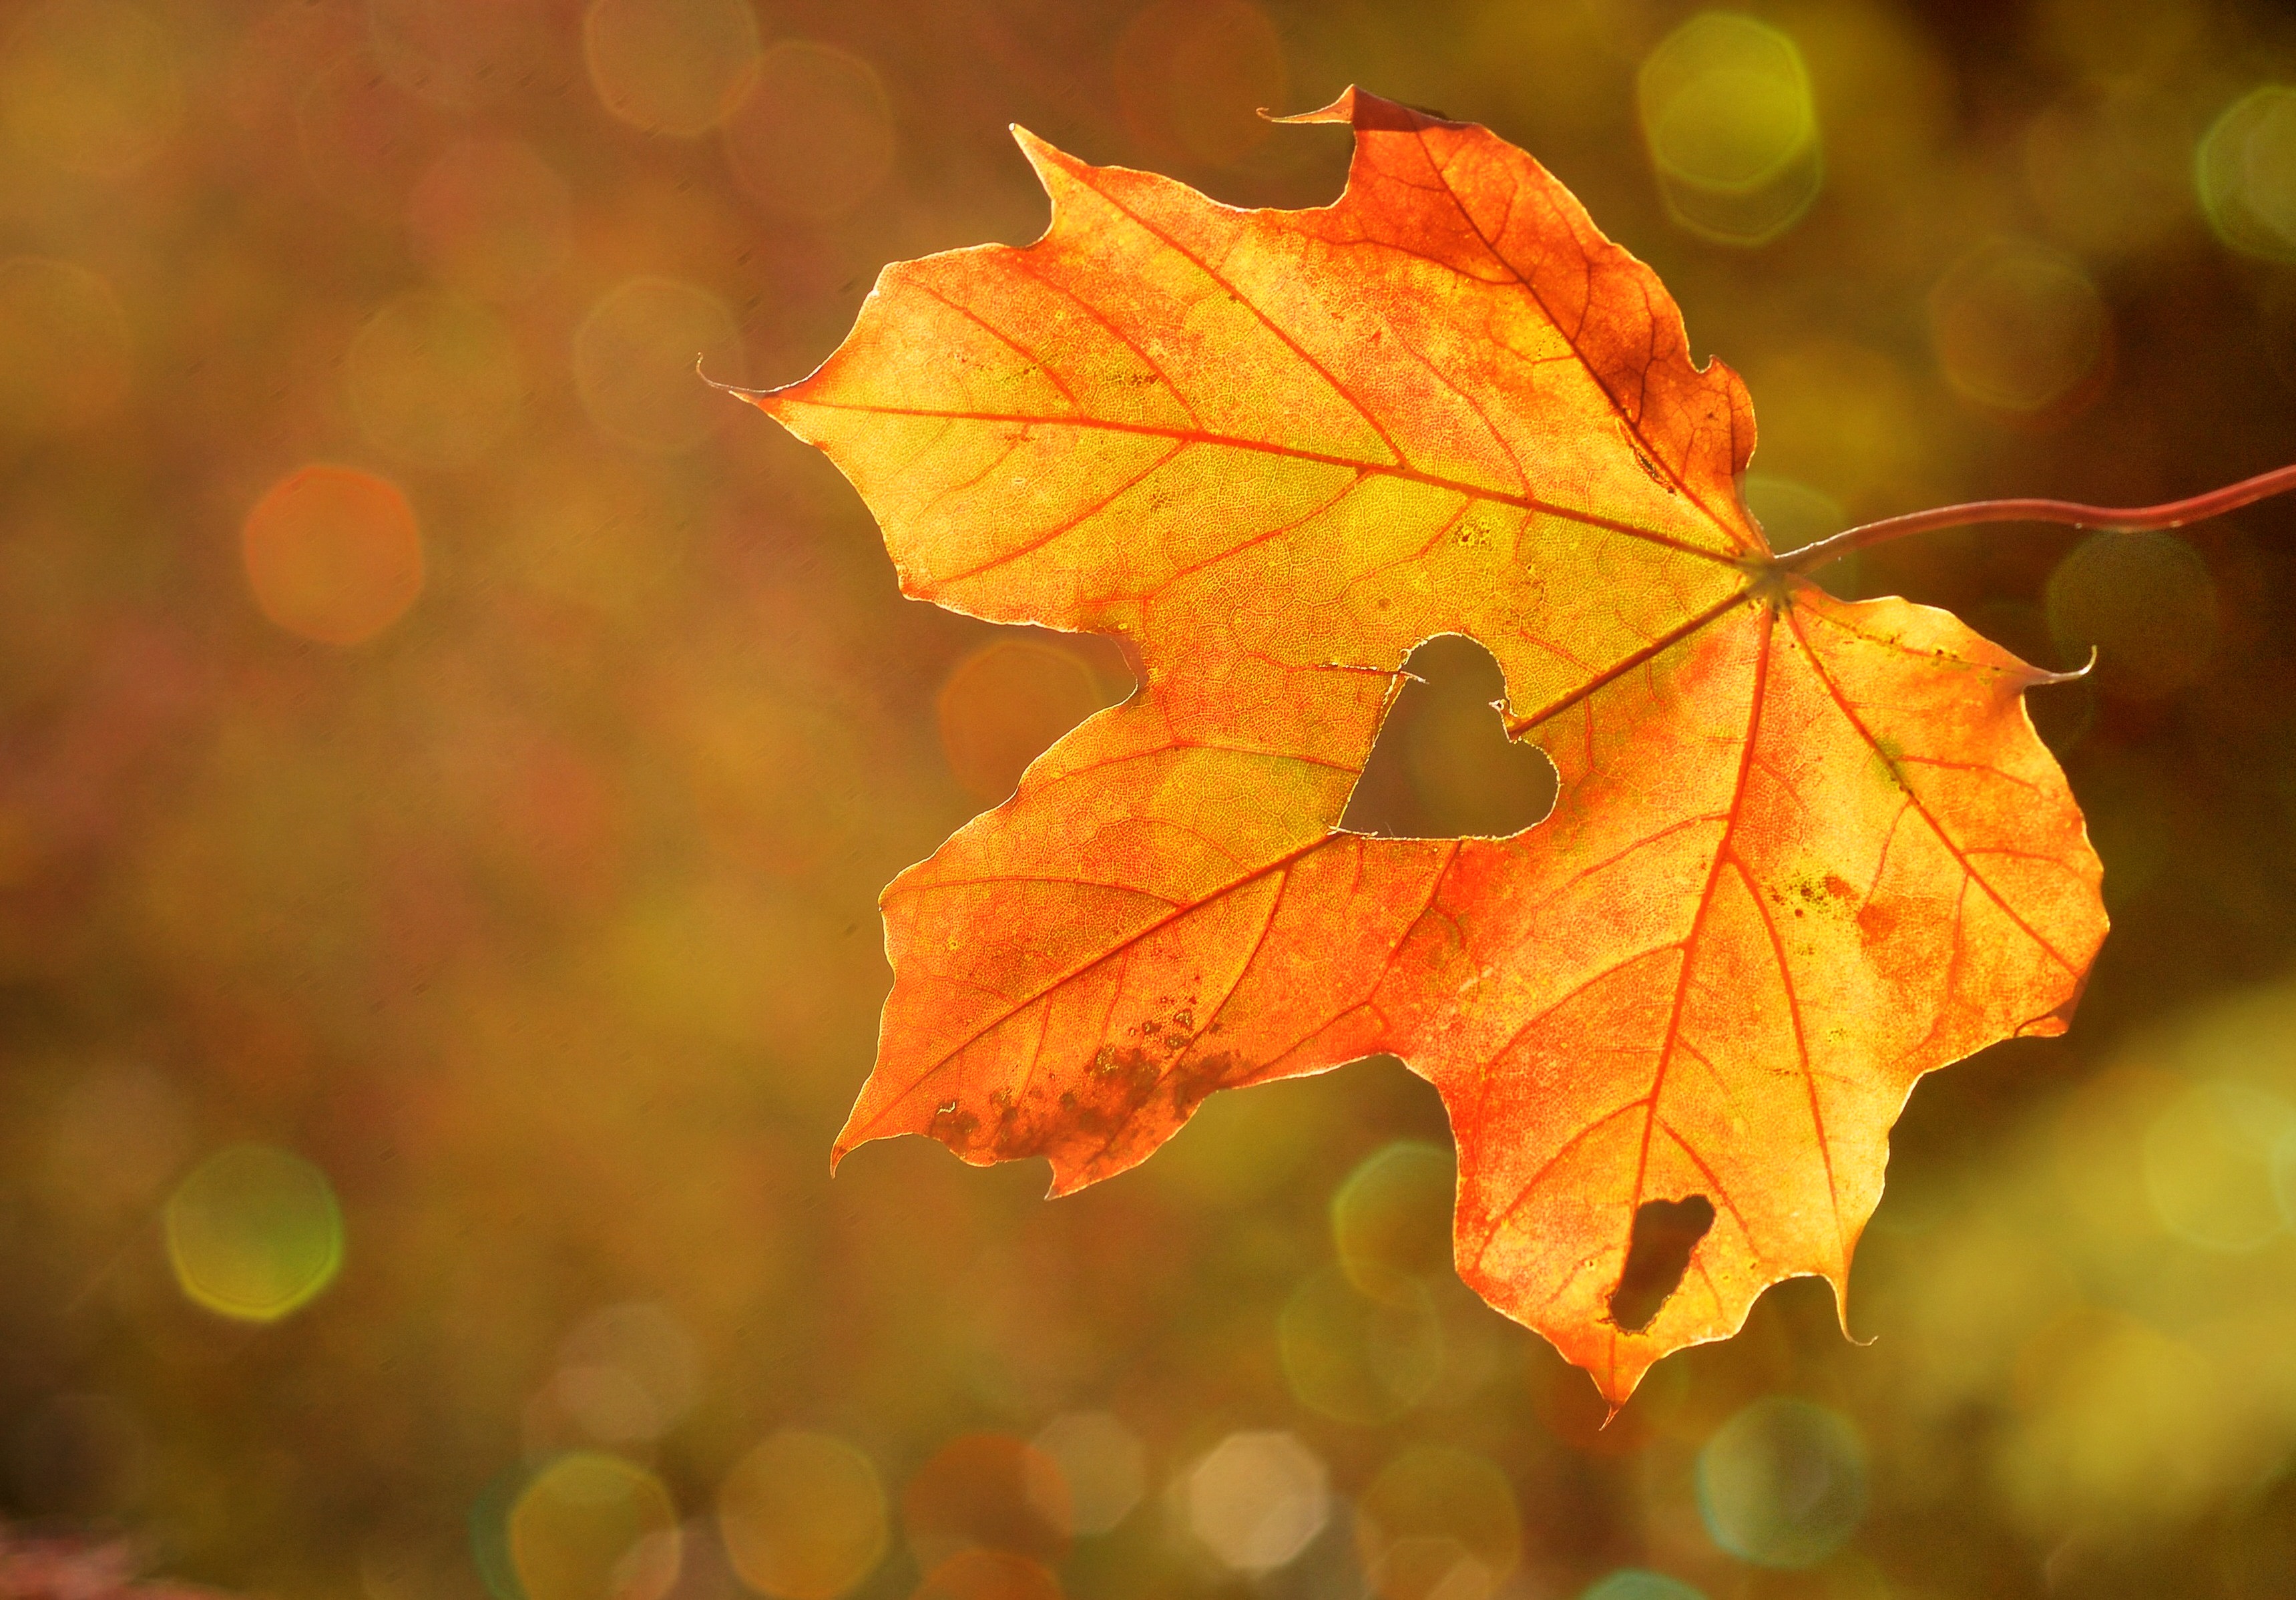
[932,1048,1252,1185]
[1856,899,1898,942]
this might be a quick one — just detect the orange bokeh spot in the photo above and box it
[912,1551,1062,1600]
[241,465,424,645]
[901,1434,1069,1574]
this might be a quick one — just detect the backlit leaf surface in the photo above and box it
[747,89,2108,1403]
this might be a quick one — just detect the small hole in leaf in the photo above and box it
[1608,1194,1716,1333]
[1341,634,1557,839]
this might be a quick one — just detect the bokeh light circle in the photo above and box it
[937,640,1106,805]
[1184,1430,1327,1573]
[1,0,183,176]
[555,1302,700,1445]
[1997,1309,2230,1531]
[2197,86,2296,262]
[717,1429,887,1600]
[509,1452,682,1600]
[0,256,132,436]
[573,276,746,451]
[162,1143,345,1322]
[1580,1573,1708,1600]
[241,465,425,646]
[911,1549,1062,1600]
[1637,13,1821,245]
[1279,1262,1443,1424]
[584,0,761,136]
[722,42,897,221]
[1927,238,2107,413]
[1027,1412,1142,1537]
[1695,1397,1867,1568]
[1330,1139,1454,1289]
[1354,1444,1521,1600]
[2143,1082,2296,1251]
[2043,530,2218,701]
[409,140,573,300]
[347,292,525,466]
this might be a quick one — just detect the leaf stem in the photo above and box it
[1775,462,2296,574]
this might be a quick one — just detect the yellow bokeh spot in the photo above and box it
[1329,1140,1453,1291]
[1185,1431,1327,1573]
[2142,1082,2296,1252]
[1,0,182,176]
[1355,1444,1522,1600]
[584,0,761,137]
[2197,85,2296,262]
[936,640,1108,807]
[717,1430,888,1600]
[509,1453,682,1600]
[347,292,525,467]
[1638,13,1821,245]
[0,256,132,437]
[1026,1412,1142,1537]
[1695,1398,1867,1568]
[2002,1311,2239,1533]
[1279,1263,1441,1425]
[722,42,896,221]
[573,277,746,452]
[163,1144,345,1322]
[241,465,425,646]
[1927,238,2106,413]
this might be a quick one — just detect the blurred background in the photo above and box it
[9,1,2296,1598]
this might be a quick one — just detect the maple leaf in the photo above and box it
[742,89,2109,1404]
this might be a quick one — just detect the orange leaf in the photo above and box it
[744,89,2107,1404]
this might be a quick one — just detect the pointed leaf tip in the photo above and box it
[1272,86,1459,131]
[1271,85,1363,126]
[1007,124,1082,199]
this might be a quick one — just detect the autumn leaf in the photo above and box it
[742,88,2109,1404]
